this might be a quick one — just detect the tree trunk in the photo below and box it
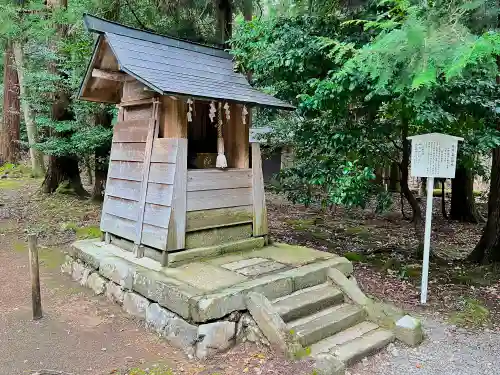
[1,41,21,164]
[388,162,400,192]
[42,155,87,195]
[400,113,423,249]
[450,166,483,223]
[467,54,500,263]
[91,108,112,202]
[13,42,45,176]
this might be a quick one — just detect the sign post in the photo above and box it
[407,133,463,304]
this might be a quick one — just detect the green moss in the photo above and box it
[0,163,32,178]
[75,225,102,239]
[344,226,370,239]
[344,252,366,262]
[450,297,490,328]
[310,229,329,240]
[13,242,26,253]
[39,247,66,269]
[127,366,174,375]
[61,222,79,231]
[285,218,318,231]
[0,179,23,189]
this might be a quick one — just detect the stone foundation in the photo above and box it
[61,255,268,359]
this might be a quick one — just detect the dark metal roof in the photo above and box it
[80,14,294,110]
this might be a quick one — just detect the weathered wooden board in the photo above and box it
[187,169,252,192]
[151,138,178,163]
[108,160,143,181]
[187,187,253,212]
[167,138,188,251]
[142,223,168,250]
[252,143,268,236]
[110,142,145,162]
[186,205,253,232]
[101,213,135,242]
[101,213,167,250]
[146,183,173,206]
[148,163,176,184]
[124,104,153,121]
[103,196,138,221]
[185,224,253,249]
[143,204,171,228]
[106,178,141,201]
[112,120,149,142]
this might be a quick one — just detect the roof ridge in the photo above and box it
[83,13,232,60]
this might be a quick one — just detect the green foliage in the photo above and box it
[231,0,499,212]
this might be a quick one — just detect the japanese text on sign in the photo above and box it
[409,134,461,178]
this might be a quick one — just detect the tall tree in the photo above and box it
[1,41,20,164]
[450,166,483,223]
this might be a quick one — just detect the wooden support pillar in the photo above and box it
[165,138,188,264]
[224,104,249,168]
[252,142,268,236]
[160,96,187,138]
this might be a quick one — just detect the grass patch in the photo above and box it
[285,218,318,231]
[12,242,26,253]
[344,226,370,239]
[126,366,174,375]
[450,297,491,328]
[0,162,32,178]
[75,225,102,239]
[39,247,66,269]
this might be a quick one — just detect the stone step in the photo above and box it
[288,304,366,347]
[310,321,380,355]
[333,328,395,366]
[272,283,344,322]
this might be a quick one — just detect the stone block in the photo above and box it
[236,313,270,347]
[106,281,125,305]
[245,292,302,358]
[196,321,236,359]
[133,268,198,320]
[191,292,245,323]
[86,273,107,295]
[146,303,176,333]
[123,291,150,319]
[162,317,198,355]
[70,239,108,269]
[312,353,346,375]
[61,256,74,275]
[327,268,369,306]
[395,315,423,346]
[80,268,92,287]
[72,261,90,283]
[100,256,135,290]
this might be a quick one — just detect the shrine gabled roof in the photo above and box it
[78,14,294,110]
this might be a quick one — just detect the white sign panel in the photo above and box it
[408,133,463,178]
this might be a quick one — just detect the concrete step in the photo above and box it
[288,304,366,347]
[310,321,380,355]
[272,283,344,322]
[333,328,395,366]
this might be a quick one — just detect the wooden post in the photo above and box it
[252,142,268,236]
[28,234,42,320]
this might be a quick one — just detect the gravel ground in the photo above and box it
[350,317,500,375]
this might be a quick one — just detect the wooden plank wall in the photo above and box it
[185,169,254,233]
[101,85,179,252]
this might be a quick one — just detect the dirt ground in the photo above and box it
[1,171,499,374]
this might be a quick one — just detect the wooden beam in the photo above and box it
[160,96,187,138]
[92,68,133,82]
[251,142,268,237]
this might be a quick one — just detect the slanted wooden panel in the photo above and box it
[252,142,268,236]
[103,195,138,221]
[151,138,178,163]
[112,120,150,142]
[186,205,253,232]
[142,223,168,250]
[143,204,171,228]
[101,213,136,242]
[106,178,141,201]
[148,163,176,184]
[122,80,154,102]
[146,183,173,206]
[108,160,143,181]
[110,142,145,161]
[124,104,154,121]
[187,187,253,212]
[187,169,252,191]
[167,138,188,251]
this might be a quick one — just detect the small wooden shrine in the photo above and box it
[78,15,293,266]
